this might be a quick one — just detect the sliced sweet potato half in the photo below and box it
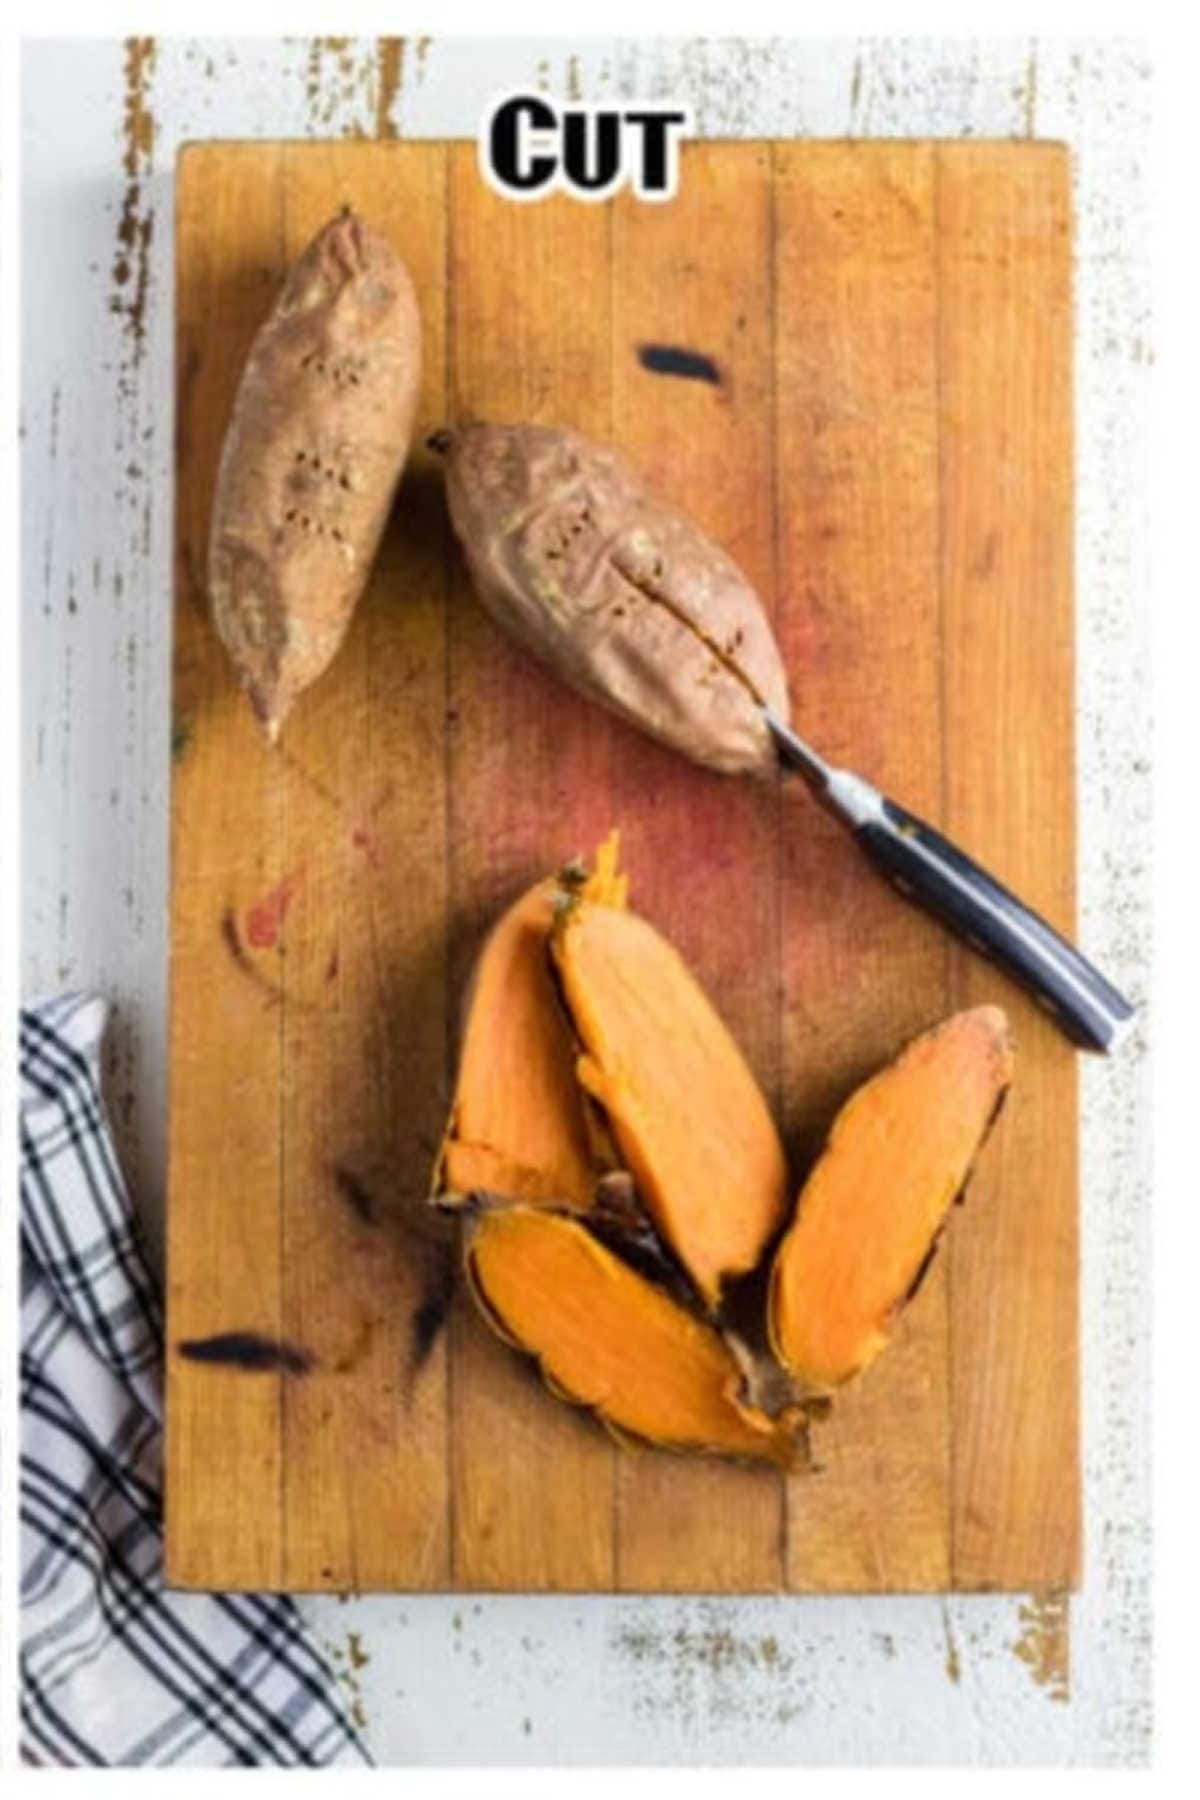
[768,1006,1014,1391]
[550,834,788,1310]
[434,878,599,1212]
[466,1205,809,1469]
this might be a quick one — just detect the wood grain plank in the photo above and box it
[165,144,291,1589]
[445,144,618,1590]
[274,143,452,1591]
[609,142,785,1592]
[937,142,1080,1590]
[774,142,953,1592]
[167,139,1079,1595]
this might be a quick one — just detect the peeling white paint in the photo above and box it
[20,35,1151,1766]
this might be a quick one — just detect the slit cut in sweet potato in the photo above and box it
[551,834,788,1310]
[466,1206,809,1469]
[435,879,599,1211]
[768,1006,1014,1391]
[434,421,792,777]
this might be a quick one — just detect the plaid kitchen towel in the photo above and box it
[19,993,373,1768]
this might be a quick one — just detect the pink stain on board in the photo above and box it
[351,827,382,870]
[245,875,299,949]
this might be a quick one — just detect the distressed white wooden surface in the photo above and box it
[20,35,1152,1766]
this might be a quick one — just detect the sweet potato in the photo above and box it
[433,877,600,1213]
[433,832,786,1314]
[768,1007,1014,1391]
[435,839,1015,1467]
[209,208,422,738]
[465,1206,809,1470]
[551,834,789,1309]
[433,422,790,777]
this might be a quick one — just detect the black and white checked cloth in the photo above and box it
[20,993,373,1767]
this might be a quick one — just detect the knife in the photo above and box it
[763,709,1134,1054]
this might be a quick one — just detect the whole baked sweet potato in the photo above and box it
[433,422,791,777]
[209,208,422,738]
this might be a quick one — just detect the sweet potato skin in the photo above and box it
[209,209,421,737]
[436,422,791,777]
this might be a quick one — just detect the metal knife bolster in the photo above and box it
[763,710,1135,1054]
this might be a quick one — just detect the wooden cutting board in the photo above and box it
[166,139,1079,1594]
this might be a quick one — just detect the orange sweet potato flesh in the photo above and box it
[435,879,597,1211]
[768,1006,1014,1391]
[466,1206,807,1468]
[551,836,788,1310]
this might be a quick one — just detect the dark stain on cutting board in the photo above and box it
[177,1331,315,1374]
[410,1245,456,1378]
[637,343,721,384]
[333,1163,377,1226]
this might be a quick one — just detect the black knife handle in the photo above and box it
[857,797,1135,1053]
